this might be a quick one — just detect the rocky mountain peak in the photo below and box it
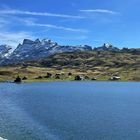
[34,39,41,44]
[103,43,112,48]
[22,39,34,45]
[94,43,120,51]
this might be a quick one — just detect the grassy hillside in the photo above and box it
[0,51,140,82]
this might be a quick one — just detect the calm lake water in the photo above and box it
[0,82,140,140]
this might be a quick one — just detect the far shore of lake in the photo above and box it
[1,79,140,84]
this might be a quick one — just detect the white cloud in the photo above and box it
[0,8,84,19]
[80,9,119,15]
[0,31,35,48]
[25,20,88,33]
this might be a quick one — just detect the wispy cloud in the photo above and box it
[0,8,84,19]
[80,9,119,15]
[0,15,88,48]
[52,35,88,40]
[0,17,9,24]
[25,20,88,33]
[0,16,11,28]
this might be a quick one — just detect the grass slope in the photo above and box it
[0,51,140,82]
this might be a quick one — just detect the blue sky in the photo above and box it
[0,0,140,48]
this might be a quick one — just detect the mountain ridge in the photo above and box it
[0,38,139,65]
[0,38,93,65]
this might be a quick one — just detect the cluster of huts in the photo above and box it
[13,72,121,83]
[14,76,27,83]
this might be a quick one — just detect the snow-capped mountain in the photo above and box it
[0,39,122,65]
[94,43,120,51]
[0,45,12,64]
[1,39,92,65]
[0,45,12,58]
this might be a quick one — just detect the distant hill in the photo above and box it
[26,51,140,70]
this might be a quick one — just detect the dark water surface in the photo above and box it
[0,82,140,140]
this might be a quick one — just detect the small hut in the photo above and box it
[35,76,43,79]
[68,72,72,76]
[55,74,61,79]
[44,73,52,78]
[109,76,121,81]
[75,75,84,81]
[14,76,22,83]
[22,76,27,80]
